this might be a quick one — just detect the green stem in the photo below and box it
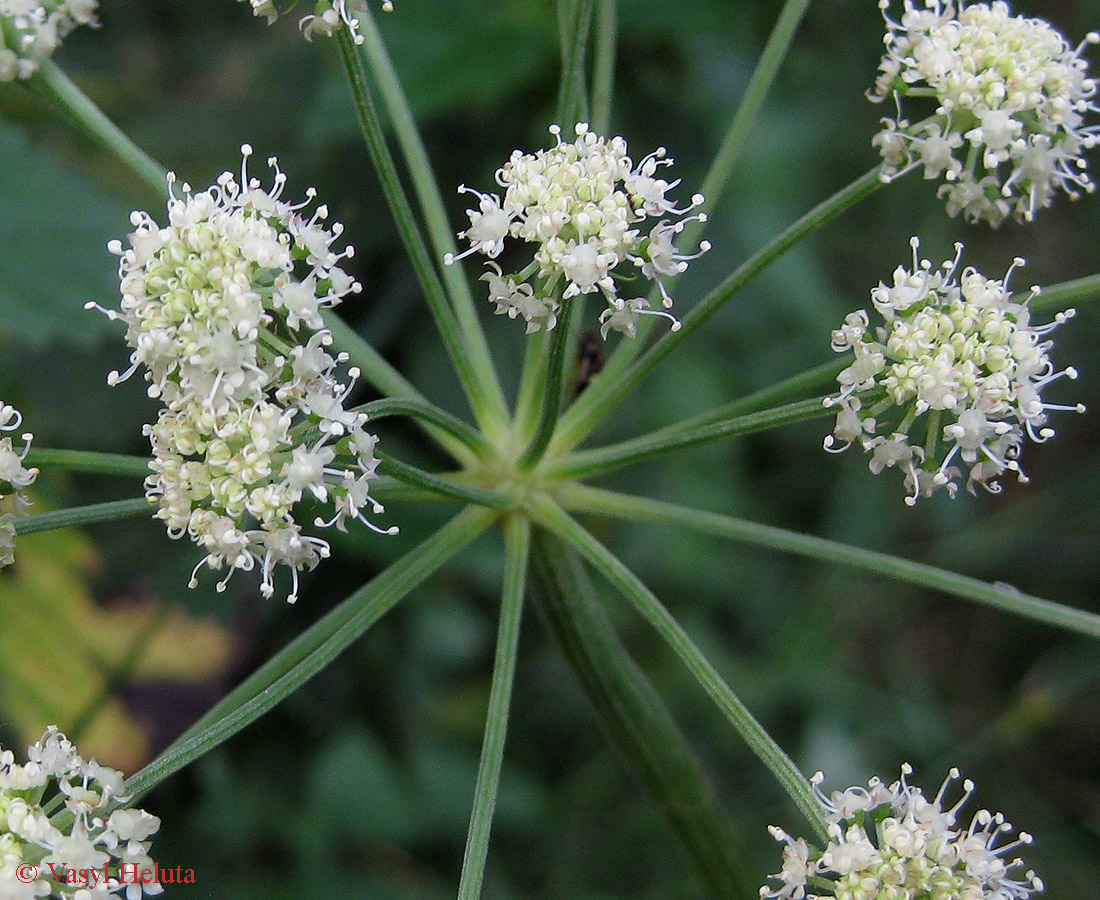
[690,359,847,430]
[457,515,529,900]
[378,454,516,509]
[531,496,828,839]
[357,397,496,460]
[1029,272,1100,313]
[557,0,596,125]
[544,396,828,480]
[125,505,497,800]
[334,30,508,439]
[560,485,1100,641]
[697,0,812,230]
[511,328,552,451]
[529,531,755,899]
[321,312,475,465]
[321,310,422,402]
[518,300,577,471]
[26,448,149,478]
[14,498,149,535]
[354,10,506,444]
[370,477,457,504]
[28,60,167,197]
[550,165,884,456]
[581,0,815,393]
[590,0,617,134]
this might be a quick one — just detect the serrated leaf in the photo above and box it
[0,122,131,347]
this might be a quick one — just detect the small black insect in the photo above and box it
[574,331,606,396]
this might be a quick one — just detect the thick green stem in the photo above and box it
[1029,272,1100,313]
[585,0,815,391]
[334,31,508,439]
[529,531,755,900]
[560,485,1100,642]
[531,496,828,838]
[544,397,828,480]
[125,505,497,800]
[378,454,516,509]
[322,312,476,465]
[590,0,617,134]
[26,448,149,479]
[357,397,496,461]
[518,300,577,471]
[28,59,167,198]
[14,498,150,535]
[322,309,423,402]
[512,329,552,451]
[689,359,847,430]
[696,0,812,230]
[354,10,503,436]
[557,0,596,125]
[457,515,529,900]
[551,166,884,456]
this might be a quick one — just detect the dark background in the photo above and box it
[0,1,1098,897]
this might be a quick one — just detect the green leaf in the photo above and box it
[0,121,130,347]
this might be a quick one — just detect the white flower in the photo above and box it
[824,238,1082,504]
[871,1,1100,226]
[0,402,38,570]
[0,1,98,82]
[762,765,1043,900]
[239,0,393,45]
[446,123,709,337]
[0,728,162,900]
[96,146,396,603]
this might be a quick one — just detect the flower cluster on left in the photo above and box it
[94,145,396,603]
[0,0,98,82]
[0,727,161,900]
[0,402,37,570]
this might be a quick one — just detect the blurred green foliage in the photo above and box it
[1,0,1099,898]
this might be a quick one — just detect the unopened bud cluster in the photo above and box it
[96,145,395,603]
[241,0,392,45]
[0,727,162,900]
[762,765,1043,900]
[446,123,710,339]
[0,0,98,81]
[0,403,37,570]
[871,0,1100,226]
[825,239,1081,504]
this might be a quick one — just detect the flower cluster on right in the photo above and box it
[761,765,1043,900]
[870,0,1099,226]
[0,727,161,900]
[825,239,1080,505]
[0,0,97,82]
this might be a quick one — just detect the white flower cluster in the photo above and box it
[241,0,392,45]
[762,765,1043,900]
[0,0,97,81]
[445,122,710,339]
[0,403,38,570]
[824,239,1081,505]
[0,727,161,900]
[95,145,396,604]
[870,0,1100,226]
